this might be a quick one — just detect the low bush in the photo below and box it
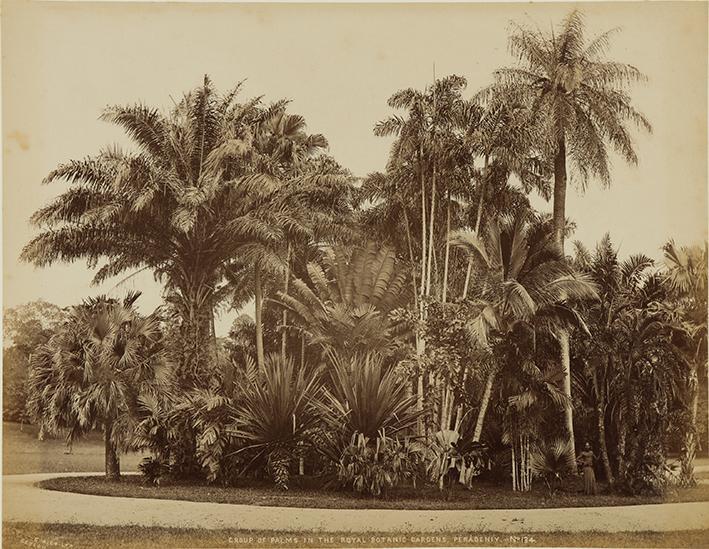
[337,432,424,497]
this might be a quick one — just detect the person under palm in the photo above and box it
[577,441,598,495]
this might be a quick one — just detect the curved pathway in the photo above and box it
[4,473,709,533]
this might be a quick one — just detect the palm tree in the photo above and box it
[21,77,334,382]
[571,235,655,484]
[482,9,652,454]
[27,293,167,479]
[375,75,472,302]
[451,213,597,443]
[662,240,708,484]
[612,301,687,493]
[245,112,343,370]
[375,75,477,432]
[275,242,411,360]
[459,97,552,299]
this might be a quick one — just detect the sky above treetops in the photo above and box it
[3,1,707,336]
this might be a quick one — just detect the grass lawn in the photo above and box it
[39,473,709,510]
[4,522,709,548]
[2,422,144,475]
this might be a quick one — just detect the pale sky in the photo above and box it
[3,1,707,336]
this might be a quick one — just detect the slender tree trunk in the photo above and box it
[559,328,575,456]
[553,138,568,252]
[104,419,121,481]
[680,363,699,485]
[419,148,428,304]
[617,419,627,480]
[425,163,436,299]
[210,306,217,347]
[595,374,614,485]
[402,208,419,311]
[511,439,517,491]
[281,242,292,363]
[552,137,575,458]
[442,189,451,303]
[254,264,265,371]
[473,372,495,442]
[461,156,488,300]
[300,333,306,370]
[461,262,473,301]
[416,147,428,436]
[429,371,437,434]
[454,367,468,432]
[417,372,425,435]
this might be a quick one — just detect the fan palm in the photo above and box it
[27,293,167,479]
[530,438,576,494]
[275,242,411,360]
[481,9,652,453]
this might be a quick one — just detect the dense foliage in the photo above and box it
[18,8,706,498]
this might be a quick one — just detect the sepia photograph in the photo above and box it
[2,1,708,547]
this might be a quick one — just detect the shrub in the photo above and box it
[530,438,576,494]
[232,354,321,490]
[337,431,424,497]
[423,430,489,493]
[138,456,171,485]
[317,351,421,464]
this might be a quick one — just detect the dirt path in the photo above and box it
[3,473,709,534]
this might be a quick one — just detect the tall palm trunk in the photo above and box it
[281,242,292,363]
[210,306,217,347]
[416,148,427,434]
[425,163,437,298]
[442,189,451,303]
[473,372,494,442]
[424,164,436,435]
[553,138,568,251]
[553,135,575,458]
[462,156,487,300]
[595,357,614,484]
[559,327,574,454]
[460,158,491,436]
[617,361,631,480]
[179,280,213,384]
[104,419,120,480]
[254,264,265,371]
[440,189,453,429]
[680,362,699,485]
[402,208,419,311]
[419,149,428,305]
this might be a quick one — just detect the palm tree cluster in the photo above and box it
[21,10,705,496]
[27,293,167,479]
